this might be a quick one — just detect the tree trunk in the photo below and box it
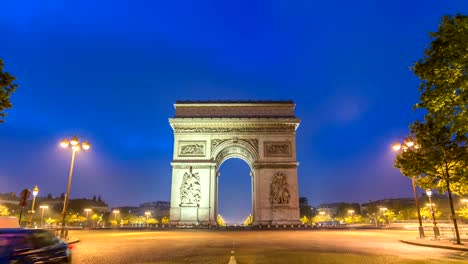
[446,180,461,244]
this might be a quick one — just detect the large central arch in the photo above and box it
[169,101,300,226]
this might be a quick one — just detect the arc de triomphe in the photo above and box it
[169,100,300,226]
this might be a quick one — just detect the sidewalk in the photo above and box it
[400,238,468,252]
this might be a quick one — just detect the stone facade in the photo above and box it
[169,101,301,226]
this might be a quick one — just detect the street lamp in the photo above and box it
[348,209,355,225]
[39,205,48,227]
[59,136,91,237]
[28,185,39,228]
[392,140,425,238]
[84,208,92,228]
[461,199,468,208]
[426,189,440,238]
[379,207,388,226]
[113,209,120,226]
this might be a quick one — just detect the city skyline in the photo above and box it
[1,1,468,224]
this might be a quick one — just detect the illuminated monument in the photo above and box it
[169,101,300,226]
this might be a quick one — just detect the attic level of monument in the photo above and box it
[173,100,297,118]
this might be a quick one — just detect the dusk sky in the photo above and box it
[1,1,467,223]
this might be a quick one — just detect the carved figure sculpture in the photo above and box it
[270,172,290,205]
[180,167,201,206]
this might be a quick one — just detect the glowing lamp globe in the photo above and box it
[72,145,80,151]
[82,141,91,150]
[60,139,69,148]
[392,143,401,151]
[70,136,79,146]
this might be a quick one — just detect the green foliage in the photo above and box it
[456,207,468,220]
[383,210,396,222]
[68,214,86,224]
[216,215,226,226]
[412,15,468,134]
[109,219,118,226]
[243,214,253,226]
[0,59,18,123]
[0,205,9,216]
[311,214,332,223]
[343,214,364,224]
[420,206,442,220]
[45,217,58,225]
[394,119,468,196]
[147,218,158,224]
[161,216,169,225]
[300,215,309,224]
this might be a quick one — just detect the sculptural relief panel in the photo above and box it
[179,167,201,207]
[270,172,290,205]
[264,141,292,157]
[178,141,206,157]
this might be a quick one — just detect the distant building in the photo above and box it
[317,203,340,217]
[361,198,414,214]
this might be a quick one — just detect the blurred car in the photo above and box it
[0,228,72,264]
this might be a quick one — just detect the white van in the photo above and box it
[0,216,20,228]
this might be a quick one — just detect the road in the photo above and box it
[69,229,467,264]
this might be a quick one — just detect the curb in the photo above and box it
[400,240,468,252]
[67,239,80,244]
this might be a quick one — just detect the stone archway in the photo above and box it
[169,101,300,226]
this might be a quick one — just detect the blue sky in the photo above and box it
[1,1,467,223]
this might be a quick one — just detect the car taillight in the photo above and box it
[68,244,74,250]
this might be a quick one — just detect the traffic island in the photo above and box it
[400,238,468,252]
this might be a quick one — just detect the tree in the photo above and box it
[420,207,442,221]
[343,214,364,224]
[394,119,468,244]
[0,59,18,123]
[456,207,468,221]
[311,214,332,224]
[300,215,309,224]
[412,15,468,134]
[382,210,396,224]
[47,193,53,199]
[161,217,169,225]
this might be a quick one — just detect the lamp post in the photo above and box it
[145,211,151,220]
[28,185,39,228]
[113,210,120,227]
[380,207,388,226]
[426,189,440,238]
[392,141,425,238]
[59,136,91,238]
[348,209,355,225]
[145,211,151,227]
[84,208,92,228]
[39,205,48,227]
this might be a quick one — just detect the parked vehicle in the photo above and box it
[0,229,72,264]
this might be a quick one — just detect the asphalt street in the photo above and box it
[69,229,468,264]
